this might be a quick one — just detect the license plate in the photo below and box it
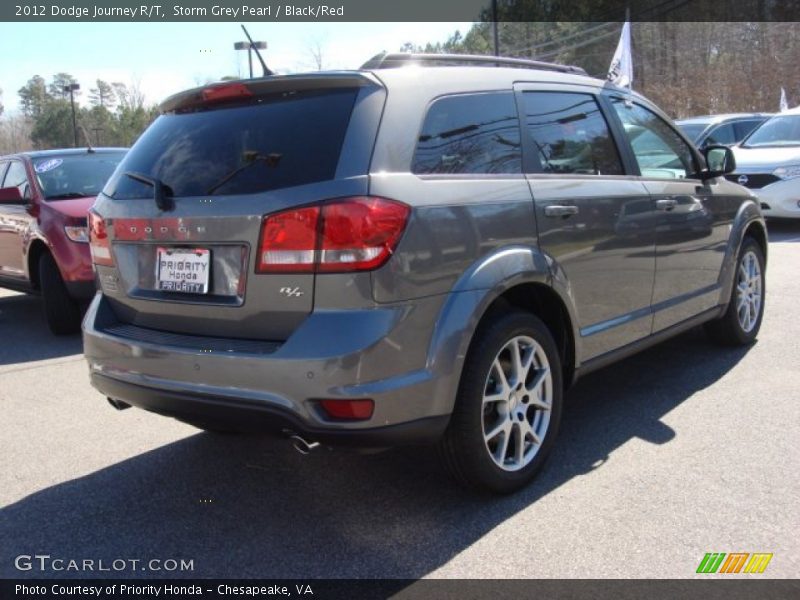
[156,247,210,294]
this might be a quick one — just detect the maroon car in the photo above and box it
[0,148,127,334]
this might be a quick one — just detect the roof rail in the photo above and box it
[360,52,587,75]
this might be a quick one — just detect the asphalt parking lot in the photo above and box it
[1,222,798,580]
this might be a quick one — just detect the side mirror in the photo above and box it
[702,145,736,179]
[0,186,24,204]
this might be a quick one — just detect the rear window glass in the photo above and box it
[105,88,358,199]
[413,92,522,175]
[34,153,125,200]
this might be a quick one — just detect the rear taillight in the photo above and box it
[256,197,410,274]
[88,210,113,267]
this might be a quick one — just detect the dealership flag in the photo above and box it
[608,21,633,89]
[780,87,789,112]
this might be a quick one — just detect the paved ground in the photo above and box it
[1,221,798,580]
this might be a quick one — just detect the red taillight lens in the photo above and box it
[256,197,409,274]
[256,206,320,273]
[319,399,375,421]
[318,197,410,272]
[88,211,113,267]
[202,83,253,103]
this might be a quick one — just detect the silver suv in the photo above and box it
[83,54,767,493]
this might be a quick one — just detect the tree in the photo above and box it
[48,73,80,99]
[308,39,325,71]
[89,80,115,108]
[0,87,4,117]
[18,75,51,118]
[30,99,74,148]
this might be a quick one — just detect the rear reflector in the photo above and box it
[319,399,375,421]
[256,197,410,274]
[88,210,113,267]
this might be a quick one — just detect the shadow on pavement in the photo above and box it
[0,293,82,366]
[0,328,750,579]
[766,218,800,243]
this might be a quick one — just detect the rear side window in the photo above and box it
[705,123,736,146]
[106,88,358,199]
[413,92,522,175]
[733,120,763,141]
[523,91,623,176]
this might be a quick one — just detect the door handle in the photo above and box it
[655,198,678,211]
[544,204,579,218]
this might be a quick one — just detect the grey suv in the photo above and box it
[83,54,766,493]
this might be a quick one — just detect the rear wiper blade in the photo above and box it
[206,152,282,195]
[123,171,173,211]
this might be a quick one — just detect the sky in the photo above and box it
[0,22,473,113]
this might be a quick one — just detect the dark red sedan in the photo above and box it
[0,148,126,334]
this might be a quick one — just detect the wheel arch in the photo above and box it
[717,200,767,307]
[26,238,50,291]
[425,246,580,417]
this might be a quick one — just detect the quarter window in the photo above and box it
[613,100,698,179]
[3,161,29,197]
[413,92,522,175]
[522,91,623,175]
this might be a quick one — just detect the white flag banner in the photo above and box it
[780,87,789,112]
[608,21,633,89]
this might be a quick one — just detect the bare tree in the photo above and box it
[307,38,326,71]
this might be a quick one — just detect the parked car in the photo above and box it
[676,113,771,149]
[0,148,127,333]
[727,107,800,218]
[83,54,766,493]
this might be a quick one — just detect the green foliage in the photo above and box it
[88,80,115,108]
[15,73,160,150]
[30,99,74,148]
[18,76,51,118]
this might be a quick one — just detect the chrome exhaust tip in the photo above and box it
[290,434,320,455]
[107,397,131,410]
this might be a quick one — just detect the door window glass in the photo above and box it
[613,100,698,179]
[522,91,623,175]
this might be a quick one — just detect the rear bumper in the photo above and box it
[92,372,448,445]
[83,293,454,446]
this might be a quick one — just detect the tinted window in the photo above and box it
[34,153,125,200]
[733,119,764,141]
[413,92,521,174]
[0,162,9,186]
[613,101,697,179]
[523,92,623,175]
[3,161,29,197]
[742,115,800,147]
[678,123,709,142]
[106,89,358,199]
[705,123,736,146]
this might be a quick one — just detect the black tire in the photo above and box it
[704,237,766,346]
[38,252,82,335]
[440,310,563,494]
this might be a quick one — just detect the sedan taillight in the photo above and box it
[256,197,410,274]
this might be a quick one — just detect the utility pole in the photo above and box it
[234,40,267,78]
[492,0,500,57]
[63,83,80,147]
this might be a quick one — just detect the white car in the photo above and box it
[729,107,800,218]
